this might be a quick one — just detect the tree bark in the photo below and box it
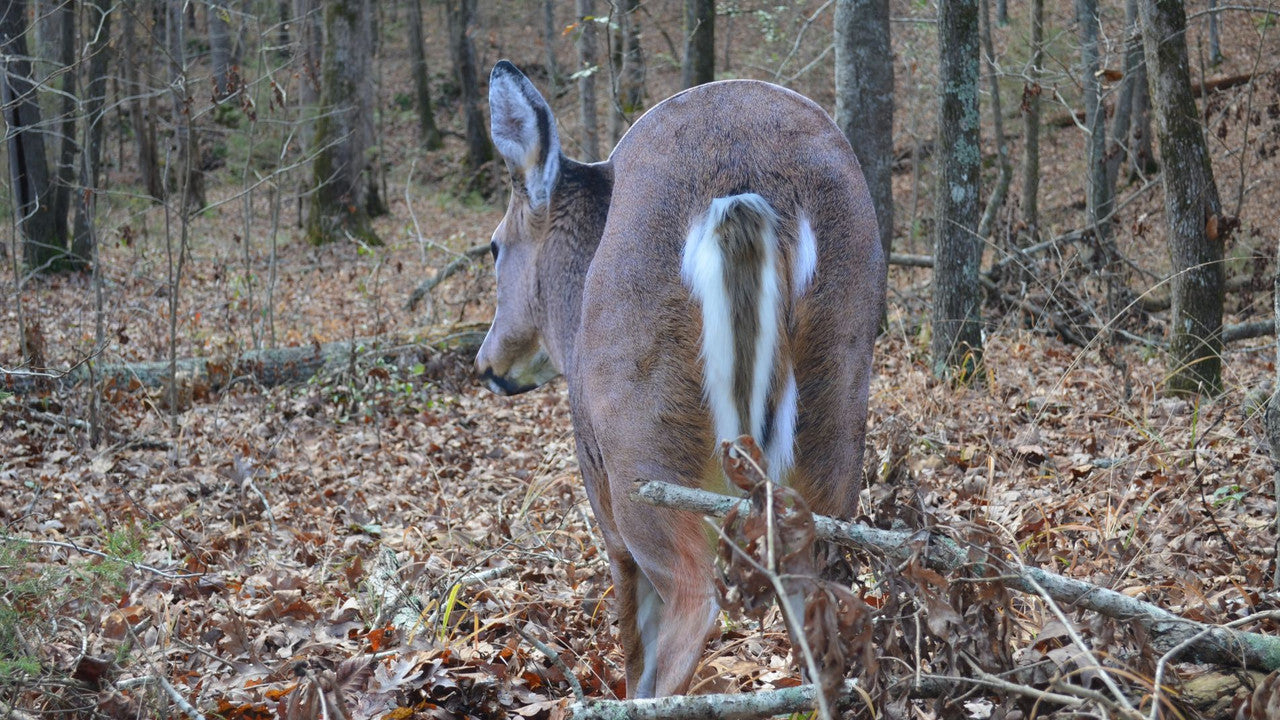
[307,0,379,245]
[446,0,492,171]
[1077,0,1117,267]
[408,0,443,150]
[209,1,233,101]
[72,0,113,266]
[1109,0,1141,188]
[1020,0,1043,239]
[122,3,162,201]
[1139,0,1225,395]
[978,0,1010,239]
[574,0,600,162]
[542,0,560,90]
[48,0,76,261]
[1208,0,1222,65]
[681,0,714,88]
[931,0,983,381]
[611,0,644,147]
[834,0,894,265]
[166,0,206,211]
[1,0,63,272]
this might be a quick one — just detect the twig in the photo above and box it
[405,244,490,312]
[117,675,206,720]
[515,623,585,702]
[0,535,202,579]
[0,700,38,720]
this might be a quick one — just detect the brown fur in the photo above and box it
[479,72,884,697]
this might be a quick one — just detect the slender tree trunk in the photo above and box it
[1021,0,1043,239]
[2,0,63,272]
[1129,43,1156,178]
[575,0,600,162]
[409,0,443,149]
[167,0,205,211]
[49,0,76,257]
[1078,0,1117,267]
[931,0,983,381]
[542,0,560,90]
[612,0,644,147]
[72,0,113,266]
[682,0,714,88]
[1208,0,1222,65]
[446,0,492,171]
[123,5,162,201]
[307,0,379,245]
[834,0,893,262]
[978,0,1010,239]
[1139,0,1225,395]
[209,1,233,100]
[996,0,1007,24]
[1109,0,1141,188]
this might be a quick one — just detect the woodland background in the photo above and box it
[2,0,1280,718]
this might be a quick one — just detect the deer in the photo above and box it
[477,60,885,698]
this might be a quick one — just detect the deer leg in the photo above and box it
[613,496,719,697]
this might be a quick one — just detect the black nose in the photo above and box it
[480,368,537,396]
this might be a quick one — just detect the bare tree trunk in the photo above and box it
[446,0,492,171]
[48,0,76,260]
[542,0,560,90]
[834,0,893,263]
[167,0,205,211]
[409,0,443,150]
[307,0,379,245]
[1077,0,1117,267]
[1129,42,1156,179]
[72,0,113,266]
[575,0,600,162]
[1109,0,1140,187]
[612,0,644,147]
[209,1,233,100]
[1,0,63,272]
[978,0,1010,239]
[123,4,162,201]
[1208,0,1222,65]
[682,0,714,88]
[1139,0,1225,395]
[1021,0,1043,239]
[996,0,1007,24]
[931,0,983,381]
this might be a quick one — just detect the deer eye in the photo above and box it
[490,241,499,261]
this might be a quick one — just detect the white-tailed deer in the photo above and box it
[478,61,884,697]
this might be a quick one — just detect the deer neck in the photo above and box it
[538,158,613,375]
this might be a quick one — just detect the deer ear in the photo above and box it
[489,61,561,209]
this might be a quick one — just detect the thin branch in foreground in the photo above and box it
[1,535,202,579]
[631,480,1280,673]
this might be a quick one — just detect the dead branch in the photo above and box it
[1224,320,1274,343]
[405,244,491,312]
[632,480,1280,674]
[0,324,487,396]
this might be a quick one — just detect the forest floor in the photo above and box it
[4,2,1280,718]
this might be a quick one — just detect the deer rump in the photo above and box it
[481,62,884,698]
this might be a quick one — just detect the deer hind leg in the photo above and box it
[612,488,719,698]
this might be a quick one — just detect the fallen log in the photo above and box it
[633,480,1280,674]
[405,244,491,312]
[0,324,488,397]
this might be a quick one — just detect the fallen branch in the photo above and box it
[405,244,491,312]
[1224,320,1274,343]
[0,324,487,396]
[632,480,1280,673]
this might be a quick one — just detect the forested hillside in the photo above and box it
[3,1,1280,718]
